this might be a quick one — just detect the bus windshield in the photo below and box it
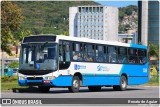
[20,43,57,71]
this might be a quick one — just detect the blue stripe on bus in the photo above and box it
[27,80,42,82]
[130,44,147,49]
[82,76,120,86]
[18,80,27,86]
[50,76,72,86]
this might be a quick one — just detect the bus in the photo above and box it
[18,34,149,93]
[13,68,19,76]
[4,67,13,76]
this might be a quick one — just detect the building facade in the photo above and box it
[69,6,118,41]
[138,1,159,46]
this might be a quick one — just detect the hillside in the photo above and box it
[13,1,99,35]
[13,2,138,35]
[119,5,138,33]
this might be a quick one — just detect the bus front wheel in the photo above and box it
[68,76,80,93]
[38,86,50,93]
[113,75,127,91]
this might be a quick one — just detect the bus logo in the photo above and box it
[97,65,103,71]
[97,65,109,71]
[74,64,86,70]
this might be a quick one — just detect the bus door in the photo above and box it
[59,40,71,75]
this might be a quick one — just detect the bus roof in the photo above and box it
[22,34,147,49]
[56,35,147,49]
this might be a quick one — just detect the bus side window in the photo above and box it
[59,41,63,62]
[117,47,128,63]
[104,46,108,62]
[128,48,138,64]
[138,49,147,64]
[87,44,94,62]
[108,46,117,63]
[83,44,88,61]
[72,43,83,61]
[96,45,106,62]
[63,41,70,62]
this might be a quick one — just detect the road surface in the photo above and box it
[1,86,159,98]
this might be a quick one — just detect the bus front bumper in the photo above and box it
[18,75,73,86]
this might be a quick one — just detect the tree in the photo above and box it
[13,27,31,46]
[8,62,19,68]
[1,1,24,55]
[63,31,69,36]
[148,42,159,60]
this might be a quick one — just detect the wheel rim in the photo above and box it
[121,79,126,88]
[73,80,79,89]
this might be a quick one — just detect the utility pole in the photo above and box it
[1,51,4,76]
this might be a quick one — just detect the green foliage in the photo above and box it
[149,74,159,83]
[1,76,18,82]
[13,28,31,45]
[148,42,159,59]
[13,1,99,35]
[119,5,137,20]
[8,62,19,68]
[118,24,125,33]
[1,1,25,55]
[119,5,137,32]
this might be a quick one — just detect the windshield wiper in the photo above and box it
[40,42,48,50]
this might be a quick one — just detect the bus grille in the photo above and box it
[27,77,43,80]
[27,82,43,86]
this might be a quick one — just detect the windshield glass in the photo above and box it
[20,43,57,70]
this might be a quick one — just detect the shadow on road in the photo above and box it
[12,87,145,94]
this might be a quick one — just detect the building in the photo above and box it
[138,1,159,46]
[0,58,19,67]
[118,32,138,44]
[0,45,20,75]
[69,6,118,41]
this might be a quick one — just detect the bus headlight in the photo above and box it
[19,76,26,80]
[44,76,56,80]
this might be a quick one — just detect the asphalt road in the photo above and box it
[1,86,159,98]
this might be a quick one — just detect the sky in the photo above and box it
[94,0,138,7]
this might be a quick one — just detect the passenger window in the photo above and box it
[128,56,138,64]
[84,44,94,62]
[138,49,147,64]
[117,47,128,63]
[72,43,83,61]
[96,45,106,62]
[87,44,95,62]
[108,46,117,63]
[128,48,138,64]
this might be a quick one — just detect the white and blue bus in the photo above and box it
[18,34,149,92]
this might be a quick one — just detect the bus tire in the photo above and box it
[88,86,101,92]
[38,86,50,93]
[113,75,127,91]
[68,76,80,93]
